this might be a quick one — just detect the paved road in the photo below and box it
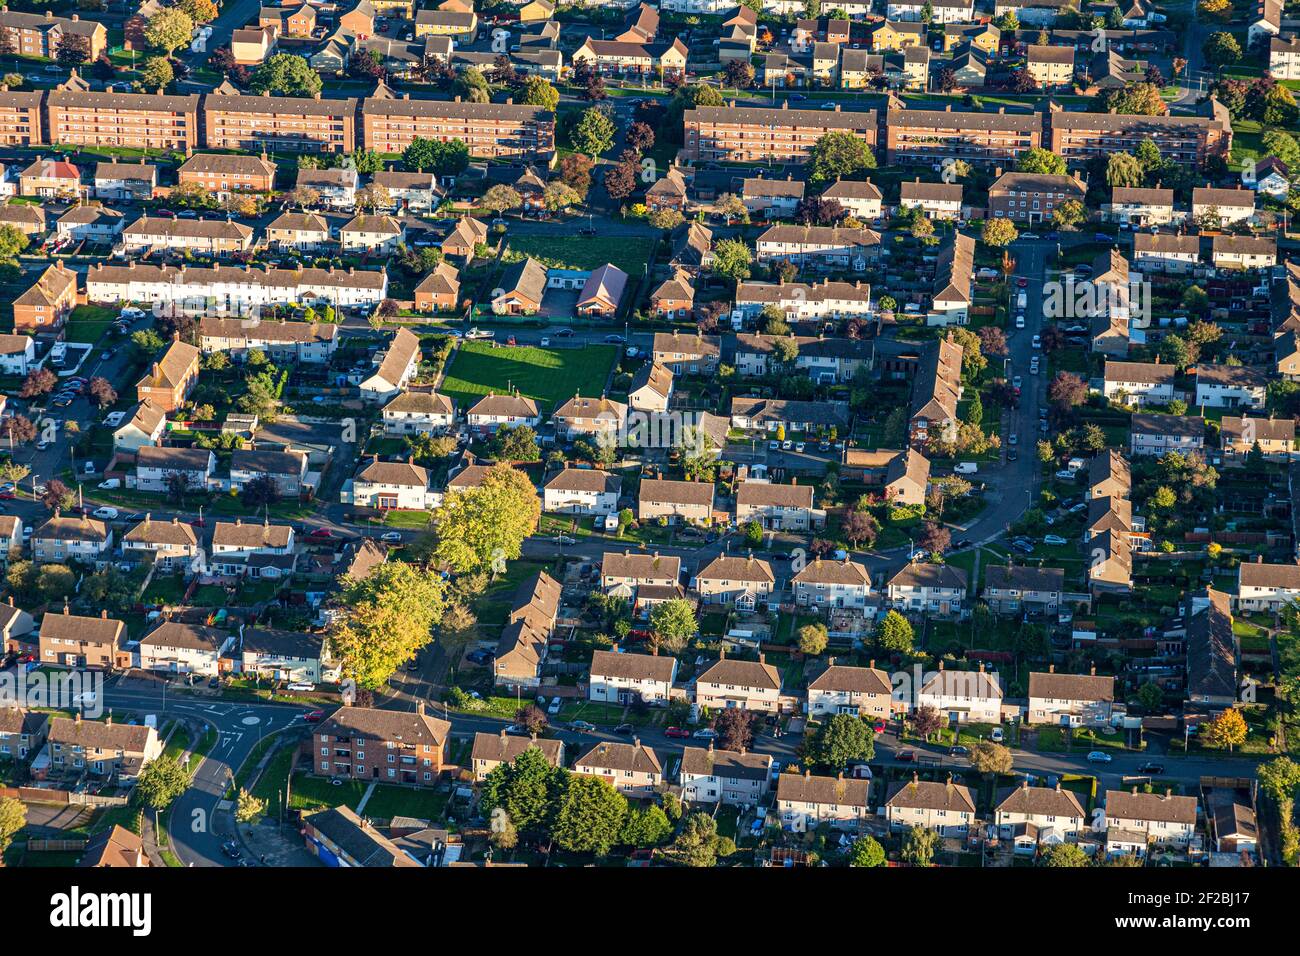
[103,678,310,867]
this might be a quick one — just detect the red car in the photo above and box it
[304,709,325,723]
[665,726,690,739]
[1016,277,1029,288]
[0,491,15,500]
[896,749,915,763]
[309,528,337,540]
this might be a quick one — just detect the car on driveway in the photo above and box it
[665,726,690,739]
[465,649,494,665]
[1086,750,1113,763]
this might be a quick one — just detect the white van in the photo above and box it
[954,462,979,475]
[287,682,316,692]
[1016,292,1027,311]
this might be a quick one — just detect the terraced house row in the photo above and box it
[0,87,556,159]
[684,97,1232,167]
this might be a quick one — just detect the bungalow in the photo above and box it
[694,650,782,713]
[729,397,851,435]
[885,775,977,835]
[887,562,968,616]
[138,621,233,676]
[734,480,815,531]
[490,257,547,315]
[1027,666,1116,726]
[679,744,773,807]
[1129,413,1205,458]
[573,739,662,797]
[32,515,111,566]
[381,390,455,435]
[983,565,1064,617]
[470,731,564,782]
[792,556,872,611]
[807,659,891,719]
[576,264,628,317]
[543,468,621,515]
[588,648,678,706]
[465,393,541,433]
[779,770,871,830]
[637,477,714,525]
[694,554,775,610]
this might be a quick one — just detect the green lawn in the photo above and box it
[440,342,617,414]
[503,235,655,277]
[63,305,117,345]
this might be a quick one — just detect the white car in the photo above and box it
[692,728,718,740]
[380,531,403,543]
[1012,375,1022,388]
[1043,534,1068,545]
[103,411,125,427]
[1015,315,1025,329]
[92,507,119,520]
[1032,334,1041,349]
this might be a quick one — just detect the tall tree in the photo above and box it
[329,561,447,690]
[551,775,628,856]
[433,464,541,573]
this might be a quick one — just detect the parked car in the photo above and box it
[546,697,561,715]
[896,749,915,762]
[304,710,326,723]
[665,726,690,739]
[569,720,596,732]
[1086,750,1113,764]
[308,528,337,539]
[465,649,494,665]
[92,507,118,520]
[380,531,403,543]
[990,727,1004,743]
[1138,761,1165,774]
[613,722,635,735]
[1043,534,1068,545]
[691,728,717,740]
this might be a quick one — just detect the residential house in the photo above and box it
[413,262,461,312]
[490,257,547,315]
[542,468,621,516]
[470,731,564,781]
[1194,364,1268,410]
[465,393,541,434]
[13,261,77,332]
[229,448,309,497]
[807,660,891,719]
[1191,186,1254,226]
[573,739,662,797]
[1129,413,1205,458]
[694,554,775,610]
[652,331,720,375]
[588,648,678,706]
[238,627,330,684]
[694,650,782,713]
[1186,588,1238,710]
[1105,787,1198,853]
[493,571,561,689]
[637,477,714,524]
[628,361,674,412]
[112,401,167,453]
[1212,235,1276,271]
[138,621,232,676]
[735,480,816,531]
[93,162,156,201]
[888,562,968,616]
[121,515,202,574]
[679,744,772,806]
[885,775,978,835]
[381,390,455,436]
[32,515,112,566]
[792,556,873,612]
[1027,666,1116,726]
[1221,416,1294,462]
[311,703,451,787]
[209,519,296,578]
[983,565,1064,616]
[134,334,199,412]
[350,458,437,511]
[778,770,871,829]
[1102,360,1176,407]
[35,714,161,784]
[899,179,963,220]
[915,663,1003,723]
[995,782,1087,850]
[359,327,421,403]
[37,610,127,669]
[265,212,332,252]
[132,446,215,494]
